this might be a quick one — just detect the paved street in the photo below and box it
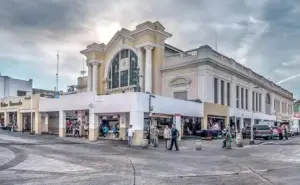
[0,131,300,185]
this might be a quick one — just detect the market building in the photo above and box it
[39,21,204,146]
[162,45,294,131]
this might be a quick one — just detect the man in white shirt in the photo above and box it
[127,125,134,147]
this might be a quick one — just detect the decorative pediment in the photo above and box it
[169,77,191,87]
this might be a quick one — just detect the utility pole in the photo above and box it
[56,50,59,93]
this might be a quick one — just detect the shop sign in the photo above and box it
[1,100,22,107]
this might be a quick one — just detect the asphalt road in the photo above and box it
[0,131,300,185]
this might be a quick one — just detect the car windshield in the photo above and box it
[255,125,270,130]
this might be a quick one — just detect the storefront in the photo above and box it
[203,102,229,130]
[39,92,204,146]
[0,94,41,133]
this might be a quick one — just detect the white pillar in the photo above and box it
[92,62,100,94]
[174,114,182,141]
[59,110,66,137]
[45,113,49,132]
[129,111,144,146]
[249,84,253,112]
[262,89,266,113]
[87,64,93,92]
[231,77,236,108]
[144,46,153,93]
[137,48,144,91]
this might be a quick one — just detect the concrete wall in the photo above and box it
[0,76,32,98]
[39,92,203,118]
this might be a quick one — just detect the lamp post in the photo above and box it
[146,92,155,144]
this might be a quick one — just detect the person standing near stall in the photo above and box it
[169,124,179,151]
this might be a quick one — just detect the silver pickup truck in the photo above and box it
[242,125,272,140]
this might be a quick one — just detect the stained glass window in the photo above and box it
[108,49,138,89]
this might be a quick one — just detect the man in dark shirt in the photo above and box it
[169,124,179,151]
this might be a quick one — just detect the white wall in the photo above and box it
[39,92,203,118]
[0,76,32,98]
[39,92,94,112]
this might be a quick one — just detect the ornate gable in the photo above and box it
[169,76,191,87]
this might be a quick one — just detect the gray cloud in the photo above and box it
[0,0,300,98]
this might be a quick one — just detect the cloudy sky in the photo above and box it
[0,0,300,98]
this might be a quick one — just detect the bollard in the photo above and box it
[142,139,149,149]
[236,133,244,147]
[195,140,202,150]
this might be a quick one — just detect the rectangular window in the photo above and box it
[17,91,26,96]
[259,94,262,112]
[120,70,128,87]
[252,92,255,111]
[256,93,258,111]
[227,83,230,106]
[173,91,188,100]
[245,89,248,110]
[241,88,244,109]
[214,78,218,104]
[236,86,239,108]
[221,80,224,105]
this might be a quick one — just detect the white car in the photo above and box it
[290,125,299,136]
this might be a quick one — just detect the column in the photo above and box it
[59,110,66,137]
[4,110,8,126]
[249,84,253,112]
[92,62,100,94]
[119,113,128,140]
[231,77,237,108]
[262,89,266,113]
[34,111,41,134]
[129,111,144,146]
[87,64,93,92]
[174,114,182,141]
[137,48,144,91]
[17,111,23,132]
[144,46,153,93]
[45,113,49,132]
[88,108,99,141]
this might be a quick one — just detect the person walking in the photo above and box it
[153,126,159,147]
[169,124,179,151]
[127,125,134,147]
[163,125,171,149]
[284,126,288,140]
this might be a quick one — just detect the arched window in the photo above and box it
[108,49,138,89]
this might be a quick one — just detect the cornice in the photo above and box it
[161,59,293,101]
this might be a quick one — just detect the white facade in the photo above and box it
[162,45,294,124]
[0,74,32,98]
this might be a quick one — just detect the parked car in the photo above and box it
[290,125,299,136]
[254,125,272,139]
[270,126,279,140]
[242,125,272,140]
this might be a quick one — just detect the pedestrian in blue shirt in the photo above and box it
[168,124,179,151]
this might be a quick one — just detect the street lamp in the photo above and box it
[146,92,155,144]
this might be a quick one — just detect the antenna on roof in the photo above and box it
[214,30,218,51]
[56,50,59,92]
[80,58,86,77]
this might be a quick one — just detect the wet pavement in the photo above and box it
[0,130,300,185]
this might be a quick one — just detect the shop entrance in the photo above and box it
[207,116,225,130]
[99,115,120,139]
[183,117,202,137]
[22,112,34,132]
[48,111,59,134]
[0,112,4,126]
